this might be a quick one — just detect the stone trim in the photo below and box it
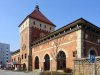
[32,40,76,54]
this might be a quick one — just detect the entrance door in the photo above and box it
[44,54,50,70]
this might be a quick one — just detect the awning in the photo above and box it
[7,62,13,65]
[13,61,17,65]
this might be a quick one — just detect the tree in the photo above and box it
[50,39,60,71]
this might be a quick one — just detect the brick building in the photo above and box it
[11,5,100,71]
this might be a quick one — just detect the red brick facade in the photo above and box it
[11,5,100,71]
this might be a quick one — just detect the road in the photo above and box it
[0,70,40,75]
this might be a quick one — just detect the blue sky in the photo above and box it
[0,0,100,51]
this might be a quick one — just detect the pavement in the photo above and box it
[0,70,41,75]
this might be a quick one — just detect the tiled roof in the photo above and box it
[19,5,56,27]
[11,49,20,55]
[32,18,100,47]
[29,5,56,26]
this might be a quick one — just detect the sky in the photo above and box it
[0,0,100,51]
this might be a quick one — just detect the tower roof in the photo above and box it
[19,5,56,27]
[29,5,56,26]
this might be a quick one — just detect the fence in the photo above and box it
[74,57,100,75]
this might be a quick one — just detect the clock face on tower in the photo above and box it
[22,44,26,50]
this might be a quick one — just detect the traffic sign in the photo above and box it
[90,55,95,63]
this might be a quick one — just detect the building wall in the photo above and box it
[19,17,55,70]
[0,43,10,68]
[83,29,100,57]
[29,18,55,32]
[11,52,20,64]
[32,29,82,71]
[20,26,29,69]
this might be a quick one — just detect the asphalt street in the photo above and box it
[0,70,40,75]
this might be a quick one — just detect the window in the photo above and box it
[26,22,27,25]
[33,21,35,25]
[44,54,50,70]
[50,27,51,30]
[90,49,96,56]
[6,57,8,59]
[73,51,77,57]
[25,53,27,59]
[40,24,42,27]
[35,56,39,69]
[22,55,23,59]
[44,25,46,28]
[0,61,2,64]
[6,60,8,62]
[57,51,66,70]
[23,25,24,28]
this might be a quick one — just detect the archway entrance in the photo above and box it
[23,63,26,71]
[90,49,96,56]
[57,51,66,70]
[44,54,50,70]
[35,56,39,69]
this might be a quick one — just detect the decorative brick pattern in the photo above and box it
[74,58,100,75]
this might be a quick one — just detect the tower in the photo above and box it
[19,5,56,70]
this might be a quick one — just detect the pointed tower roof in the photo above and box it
[29,5,56,26]
[19,5,56,27]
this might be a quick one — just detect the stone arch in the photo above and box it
[42,52,52,62]
[44,54,50,70]
[88,47,98,56]
[58,48,68,58]
[33,55,40,61]
[57,50,66,70]
[34,56,39,69]
[23,63,27,71]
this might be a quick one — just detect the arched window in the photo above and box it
[35,56,39,69]
[57,51,66,70]
[22,54,23,59]
[25,53,27,59]
[23,63,26,71]
[44,54,50,70]
[90,49,96,56]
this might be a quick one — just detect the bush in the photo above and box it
[40,71,72,75]
[63,68,72,73]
